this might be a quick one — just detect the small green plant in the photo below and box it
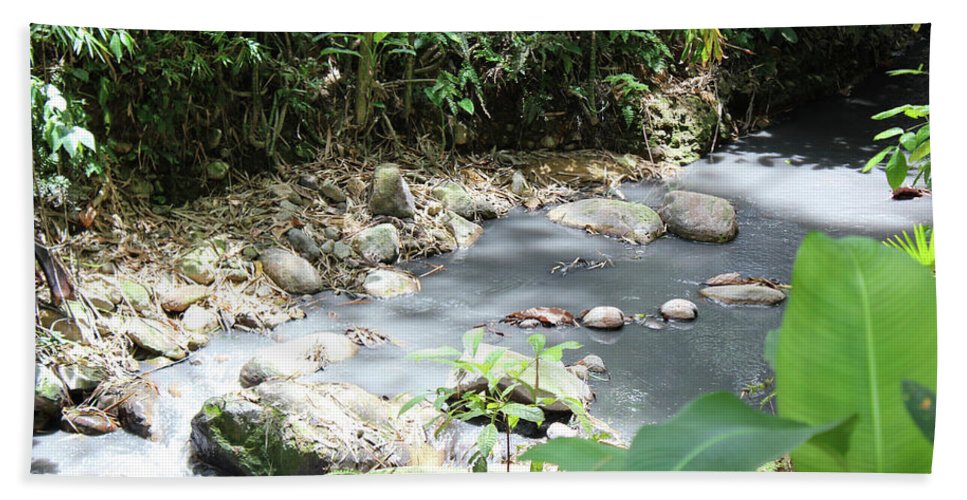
[884,224,935,271]
[862,65,930,191]
[400,329,583,472]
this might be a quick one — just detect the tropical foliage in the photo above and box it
[522,233,936,472]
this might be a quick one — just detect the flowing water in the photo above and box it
[31,44,932,476]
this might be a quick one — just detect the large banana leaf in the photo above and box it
[776,233,936,472]
[520,392,846,471]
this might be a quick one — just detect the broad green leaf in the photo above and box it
[500,403,544,424]
[915,123,930,144]
[319,47,361,58]
[540,340,582,362]
[910,140,930,164]
[794,415,859,471]
[901,380,935,444]
[904,105,929,119]
[457,98,475,115]
[872,105,910,120]
[899,131,917,152]
[779,28,798,43]
[625,392,847,471]
[776,233,936,472]
[885,149,908,190]
[862,146,894,172]
[763,329,780,368]
[527,334,546,356]
[463,328,484,357]
[373,32,390,44]
[873,127,904,141]
[476,423,498,457]
[520,438,628,471]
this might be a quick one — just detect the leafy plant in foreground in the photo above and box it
[884,224,934,272]
[863,65,930,191]
[523,233,936,472]
[400,329,583,472]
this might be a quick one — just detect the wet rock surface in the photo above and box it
[363,269,421,298]
[580,306,626,330]
[660,298,698,320]
[659,190,738,243]
[699,284,787,305]
[547,198,664,244]
[369,163,416,218]
[239,333,359,388]
[352,224,401,264]
[190,381,443,475]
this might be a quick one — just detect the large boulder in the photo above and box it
[239,333,359,388]
[363,269,421,299]
[352,224,401,264]
[190,381,443,475]
[547,198,664,244]
[369,163,416,218]
[443,212,483,248]
[120,280,152,312]
[123,318,187,360]
[259,248,325,294]
[658,191,738,243]
[446,343,592,413]
[182,305,220,334]
[660,298,698,320]
[699,284,786,305]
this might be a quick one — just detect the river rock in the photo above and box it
[363,269,421,299]
[182,305,220,334]
[55,363,108,392]
[61,408,118,435]
[660,298,698,321]
[352,224,401,264]
[285,228,322,261]
[370,163,416,218]
[432,181,475,219]
[320,181,347,203]
[699,284,786,305]
[446,343,592,412]
[34,365,67,431]
[566,364,590,381]
[39,301,97,343]
[511,171,529,196]
[658,191,738,243]
[120,279,152,312]
[444,212,483,248]
[297,174,320,191]
[123,317,187,360]
[580,306,625,330]
[239,333,359,388]
[260,248,325,294]
[177,243,222,285]
[547,198,664,244]
[110,379,160,440]
[190,381,443,475]
[206,161,230,181]
[576,354,607,373]
[158,284,209,313]
[333,241,352,260]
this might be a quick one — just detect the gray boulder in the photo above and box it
[547,198,664,244]
[352,224,401,264]
[123,318,187,360]
[182,305,220,334]
[177,242,223,285]
[444,212,483,248]
[34,365,67,431]
[363,269,421,299]
[190,381,443,475]
[432,181,498,220]
[369,163,416,218]
[157,284,209,313]
[658,191,738,243]
[260,248,325,294]
[699,284,786,305]
[239,333,359,388]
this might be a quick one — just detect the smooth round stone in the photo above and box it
[546,422,580,440]
[660,298,698,321]
[578,354,607,373]
[580,306,625,330]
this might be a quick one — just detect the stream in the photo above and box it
[31,44,932,477]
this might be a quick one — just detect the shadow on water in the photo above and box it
[31,41,933,476]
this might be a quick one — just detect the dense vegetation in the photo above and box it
[31,26,917,209]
